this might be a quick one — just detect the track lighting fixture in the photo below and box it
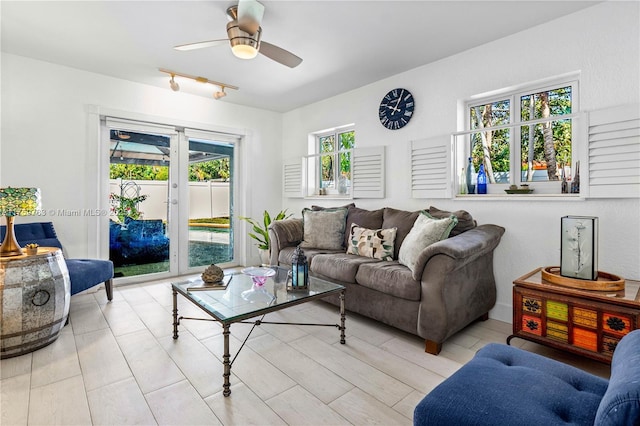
[159,68,238,99]
[169,74,180,91]
[213,87,227,100]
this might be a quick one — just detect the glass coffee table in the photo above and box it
[171,267,346,397]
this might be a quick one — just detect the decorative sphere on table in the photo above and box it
[202,264,224,284]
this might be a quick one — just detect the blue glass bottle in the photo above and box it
[477,164,487,194]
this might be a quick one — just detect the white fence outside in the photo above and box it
[109,179,230,221]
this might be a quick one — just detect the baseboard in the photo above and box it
[489,302,512,324]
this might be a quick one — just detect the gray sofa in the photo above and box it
[268,205,505,355]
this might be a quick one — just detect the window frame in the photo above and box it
[462,78,580,195]
[307,125,355,197]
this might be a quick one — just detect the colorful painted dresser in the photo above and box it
[508,267,640,363]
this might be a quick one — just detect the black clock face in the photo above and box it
[379,88,414,130]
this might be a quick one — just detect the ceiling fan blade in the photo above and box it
[237,0,264,35]
[259,41,303,68]
[174,39,228,51]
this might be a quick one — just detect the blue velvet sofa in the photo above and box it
[1,222,113,300]
[414,329,640,425]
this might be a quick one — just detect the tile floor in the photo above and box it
[1,277,610,425]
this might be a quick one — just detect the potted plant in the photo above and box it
[239,209,292,266]
[109,193,148,224]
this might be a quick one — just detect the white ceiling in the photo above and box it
[1,1,599,112]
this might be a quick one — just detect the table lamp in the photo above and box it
[0,187,42,256]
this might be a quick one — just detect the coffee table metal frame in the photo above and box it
[171,272,346,397]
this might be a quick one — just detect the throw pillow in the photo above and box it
[300,207,348,250]
[344,206,384,248]
[311,203,356,211]
[398,211,458,275]
[381,208,420,260]
[428,206,476,236]
[346,223,397,261]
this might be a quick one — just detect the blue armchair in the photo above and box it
[414,329,640,425]
[0,222,113,300]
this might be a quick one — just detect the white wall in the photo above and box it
[282,2,640,322]
[1,54,283,264]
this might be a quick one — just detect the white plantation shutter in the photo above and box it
[352,146,385,198]
[586,104,640,198]
[410,137,451,199]
[282,157,304,198]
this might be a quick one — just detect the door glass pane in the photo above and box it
[109,130,170,278]
[187,139,234,268]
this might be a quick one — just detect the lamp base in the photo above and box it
[0,216,23,257]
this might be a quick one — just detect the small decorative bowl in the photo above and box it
[241,267,276,287]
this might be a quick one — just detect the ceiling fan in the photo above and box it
[174,0,303,68]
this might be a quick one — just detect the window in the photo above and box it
[307,126,355,196]
[461,79,578,194]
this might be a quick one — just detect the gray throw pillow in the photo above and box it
[398,211,458,275]
[345,206,384,247]
[300,207,348,250]
[428,206,476,236]
[382,208,420,259]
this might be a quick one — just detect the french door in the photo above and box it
[103,118,237,281]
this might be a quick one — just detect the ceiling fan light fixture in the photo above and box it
[169,75,180,91]
[231,44,258,59]
[227,21,261,60]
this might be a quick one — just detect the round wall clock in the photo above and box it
[379,88,415,130]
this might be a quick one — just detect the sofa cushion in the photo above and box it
[346,224,397,261]
[300,207,348,250]
[278,246,342,266]
[311,253,381,283]
[428,206,476,236]
[398,211,457,275]
[345,206,384,247]
[414,342,608,425]
[355,262,421,301]
[382,208,420,260]
[595,329,640,425]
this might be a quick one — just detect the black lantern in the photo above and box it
[289,245,309,290]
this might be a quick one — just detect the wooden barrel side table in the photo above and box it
[0,247,71,359]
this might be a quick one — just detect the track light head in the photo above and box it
[213,87,227,100]
[169,75,180,91]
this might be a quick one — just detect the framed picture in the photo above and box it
[561,216,598,280]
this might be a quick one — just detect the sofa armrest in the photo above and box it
[410,224,505,281]
[268,218,303,265]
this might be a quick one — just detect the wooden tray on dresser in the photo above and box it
[541,266,625,291]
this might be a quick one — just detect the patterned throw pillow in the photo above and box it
[346,223,397,261]
[300,207,348,250]
[398,211,458,275]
